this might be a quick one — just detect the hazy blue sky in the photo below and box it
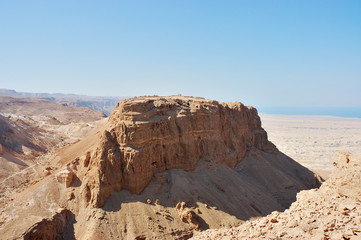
[1,1,360,107]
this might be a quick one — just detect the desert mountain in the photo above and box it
[0,96,321,239]
[192,151,361,239]
[0,89,128,116]
[0,96,106,122]
[0,96,106,209]
[0,113,54,179]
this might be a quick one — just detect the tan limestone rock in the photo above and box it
[191,151,361,239]
[83,151,91,167]
[82,96,277,207]
[55,167,75,188]
[176,202,200,230]
[21,209,69,240]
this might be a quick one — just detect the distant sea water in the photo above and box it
[258,107,361,119]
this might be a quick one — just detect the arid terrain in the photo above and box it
[0,95,322,239]
[0,96,106,209]
[2,0,359,238]
[0,94,359,239]
[192,151,361,239]
[0,89,127,116]
[261,114,361,178]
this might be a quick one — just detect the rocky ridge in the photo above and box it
[0,88,127,116]
[0,96,106,213]
[191,151,361,239]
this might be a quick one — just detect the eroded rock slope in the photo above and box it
[192,151,361,239]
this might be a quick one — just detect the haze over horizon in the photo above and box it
[1,1,360,108]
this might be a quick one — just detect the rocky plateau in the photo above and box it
[0,96,324,239]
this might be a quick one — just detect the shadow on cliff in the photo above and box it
[1,151,29,167]
[101,149,321,223]
[62,210,77,240]
[70,174,82,188]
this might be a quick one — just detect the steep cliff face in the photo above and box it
[83,96,277,207]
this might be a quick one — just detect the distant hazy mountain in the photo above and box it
[0,89,129,116]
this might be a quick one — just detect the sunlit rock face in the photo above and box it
[83,96,277,207]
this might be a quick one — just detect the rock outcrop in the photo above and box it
[176,201,201,230]
[82,96,277,207]
[21,209,70,240]
[55,167,75,188]
[192,151,361,239]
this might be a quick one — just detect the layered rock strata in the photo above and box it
[82,96,277,207]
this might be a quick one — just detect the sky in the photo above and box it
[0,0,360,108]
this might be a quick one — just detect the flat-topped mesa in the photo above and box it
[83,96,277,207]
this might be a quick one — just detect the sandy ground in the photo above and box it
[260,114,361,177]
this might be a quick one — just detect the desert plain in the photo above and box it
[260,113,361,178]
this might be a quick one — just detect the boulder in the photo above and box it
[56,167,75,188]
